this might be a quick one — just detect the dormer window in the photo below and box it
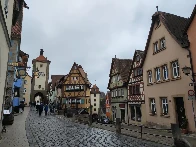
[154,42,158,52]
[160,38,166,49]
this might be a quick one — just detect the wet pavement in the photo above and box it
[26,109,169,147]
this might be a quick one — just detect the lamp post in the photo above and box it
[182,66,196,127]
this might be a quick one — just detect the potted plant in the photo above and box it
[181,117,188,134]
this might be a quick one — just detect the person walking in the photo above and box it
[39,102,44,116]
[44,104,48,116]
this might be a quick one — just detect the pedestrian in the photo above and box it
[36,100,40,112]
[44,104,48,116]
[39,102,44,116]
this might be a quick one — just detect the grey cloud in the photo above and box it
[20,0,195,92]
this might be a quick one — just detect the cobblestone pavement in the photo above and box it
[0,107,29,147]
[26,110,169,147]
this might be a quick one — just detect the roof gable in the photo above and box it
[63,62,91,86]
[108,58,132,89]
[184,5,196,33]
[141,11,189,67]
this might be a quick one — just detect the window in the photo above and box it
[94,103,96,106]
[121,89,124,96]
[129,86,133,95]
[161,98,168,115]
[154,42,158,52]
[147,70,152,83]
[24,80,27,84]
[94,99,96,102]
[130,105,142,122]
[118,89,121,96]
[155,67,161,81]
[94,108,96,111]
[38,85,41,89]
[136,55,140,62]
[134,69,138,77]
[136,85,140,94]
[137,68,142,76]
[73,77,77,80]
[150,98,156,114]
[86,99,87,104]
[114,90,116,97]
[40,64,43,67]
[23,88,26,93]
[160,38,166,49]
[162,65,168,80]
[94,94,96,97]
[106,100,109,104]
[172,61,179,78]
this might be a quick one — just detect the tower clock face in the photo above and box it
[19,70,26,76]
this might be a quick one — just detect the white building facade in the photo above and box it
[90,84,101,114]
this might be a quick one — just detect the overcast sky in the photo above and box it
[21,0,195,93]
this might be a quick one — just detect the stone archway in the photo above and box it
[34,92,45,104]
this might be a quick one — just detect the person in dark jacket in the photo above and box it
[44,104,48,116]
[39,102,44,116]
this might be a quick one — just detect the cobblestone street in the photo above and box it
[26,109,169,147]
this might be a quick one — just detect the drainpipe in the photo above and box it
[186,47,196,127]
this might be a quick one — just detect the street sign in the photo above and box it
[188,90,195,100]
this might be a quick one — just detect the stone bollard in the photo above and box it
[171,123,192,147]
[116,118,121,133]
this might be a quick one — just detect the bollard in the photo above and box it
[140,125,142,139]
[171,123,181,140]
[116,118,121,133]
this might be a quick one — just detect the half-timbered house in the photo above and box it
[63,62,91,110]
[108,56,132,122]
[127,50,145,124]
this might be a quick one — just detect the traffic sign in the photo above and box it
[188,90,195,100]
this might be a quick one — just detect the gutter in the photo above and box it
[186,47,196,93]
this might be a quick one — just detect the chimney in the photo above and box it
[40,49,44,55]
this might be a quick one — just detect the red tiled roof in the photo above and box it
[51,75,64,91]
[35,55,47,62]
[11,7,23,39]
[90,84,100,94]
[108,58,132,89]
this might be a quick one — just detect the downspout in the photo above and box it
[186,46,196,127]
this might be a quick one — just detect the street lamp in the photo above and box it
[182,66,196,128]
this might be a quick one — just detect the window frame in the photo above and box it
[162,65,168,80]
[149,98,156,114]
[160,38,166,49]
[155,67,161,81]
[154,42,158,52]
[161,97,168,115]
[147,70,153,83]
[171,61,180,78]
